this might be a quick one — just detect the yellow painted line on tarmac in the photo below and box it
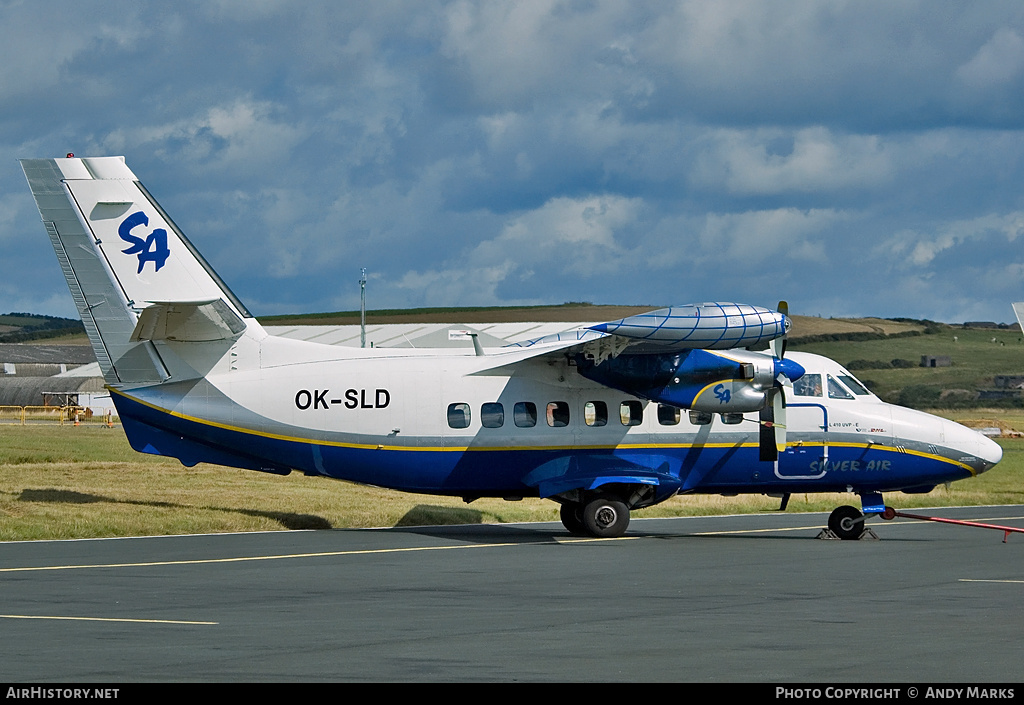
[959,579,1024,584]
[690,518,947,536]
[692,513,1024,537]
[0,614,217,625]
[691,523,827,536]
[0,535,639,573]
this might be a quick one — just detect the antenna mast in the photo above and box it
[360,267,367,348]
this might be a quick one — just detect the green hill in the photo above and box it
[789,322,1024,409]
[0,313,85,343]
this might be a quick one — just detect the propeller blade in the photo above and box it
[763,302,792,461]
[759,395,777,462]
[774,386,787,453]
[759,387,788,461]
[771,300,790,360]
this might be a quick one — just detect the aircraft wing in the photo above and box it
[471,301,790,373]
[472,301,803,464]
[510,302,789,352]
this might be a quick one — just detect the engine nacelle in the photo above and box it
[575,348,802,413]
[685,377,769,412]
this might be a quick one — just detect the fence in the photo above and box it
[0,406,119,426]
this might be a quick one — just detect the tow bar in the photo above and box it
[881,507,1024,543]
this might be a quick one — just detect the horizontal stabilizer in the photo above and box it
[130,299,247,343]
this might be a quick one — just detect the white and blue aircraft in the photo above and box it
[21,156,1003,539]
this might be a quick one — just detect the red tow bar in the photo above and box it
[881,507,1024,543]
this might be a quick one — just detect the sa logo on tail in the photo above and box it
[118,211,170,273]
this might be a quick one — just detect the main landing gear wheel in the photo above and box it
[581,495,630,538]
[828,505,865,540]
[560,503,587,536]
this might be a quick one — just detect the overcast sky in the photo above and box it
[2,1,1024,323]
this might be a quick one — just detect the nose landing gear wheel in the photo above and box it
[828,505,865,540]
[582,495,630,538]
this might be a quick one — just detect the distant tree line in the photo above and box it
[845,359,918,370]
[0,313,84,343]
[789,328,936,346]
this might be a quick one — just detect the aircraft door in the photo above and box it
[775,403,828,480]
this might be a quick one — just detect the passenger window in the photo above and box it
[658,404,681,425]
[620,400,643,426]
[514,402,537,428]
[689,410,713,425]
[793,373,822,397]
[481,402,504,428]
[447,402,471,429]
[827,375,854,400]
[546,401,570,427]
[584,401,608,427]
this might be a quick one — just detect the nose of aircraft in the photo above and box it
[973,428,1003,473]
[890,407,1003,476]
[945,419,1003,475]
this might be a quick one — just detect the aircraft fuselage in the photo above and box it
[111,346,1001,508]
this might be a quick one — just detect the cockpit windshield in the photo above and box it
[837,374,870,395]
[793,373,822,397]
[827,375,853,399]
[791,368,873,400]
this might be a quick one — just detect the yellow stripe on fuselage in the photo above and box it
[108,387,975,472]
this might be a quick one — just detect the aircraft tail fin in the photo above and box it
[1013,302,1024,333]
[20,156,262,385]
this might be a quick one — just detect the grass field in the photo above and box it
[0,424,1020,541]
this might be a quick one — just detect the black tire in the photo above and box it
[828,505,864,540]
[560,503,587,536]
[582,495,630,538]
